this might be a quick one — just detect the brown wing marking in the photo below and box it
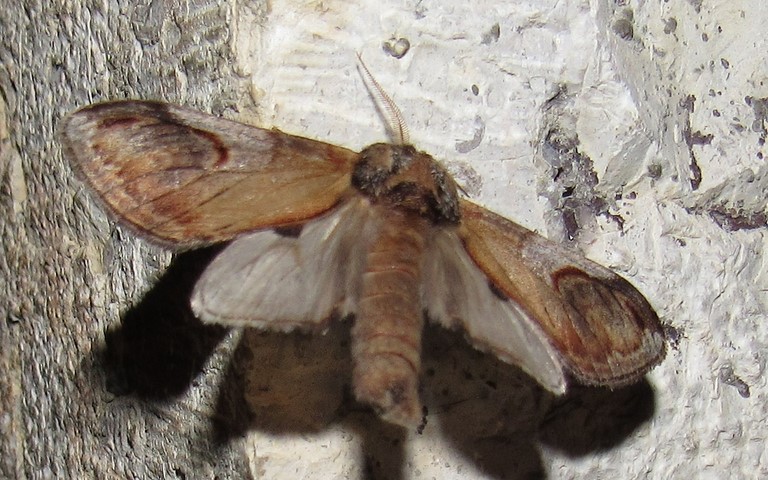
[458,199,666,387]
[60,101,358,247]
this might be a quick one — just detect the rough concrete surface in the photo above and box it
[1,1,766,479]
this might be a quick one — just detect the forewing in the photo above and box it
[458,200,666,388]
[191,199,373,330]
[60,101,358,247]
[422,228,567,393]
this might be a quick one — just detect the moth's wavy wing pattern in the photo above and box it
[458,200,666,387]
[191,199,373,330]
[60,101,357,247]
[422,229,566,393]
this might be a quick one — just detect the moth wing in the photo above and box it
[191,199,372,329]
[60,101,358,247]
[423,227,567,393]
[457,200,666,388]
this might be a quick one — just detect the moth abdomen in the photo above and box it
[351,206,429,427]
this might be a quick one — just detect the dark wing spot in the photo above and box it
[487,279,508,300]
[273,225,304,238]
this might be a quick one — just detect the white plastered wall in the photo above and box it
[225,0,767,478]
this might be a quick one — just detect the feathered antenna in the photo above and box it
[356,53,410,146]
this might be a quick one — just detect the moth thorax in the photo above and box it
[352,143,461,225]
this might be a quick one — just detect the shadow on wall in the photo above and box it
[97,247,228,401]
[92,248,659,480]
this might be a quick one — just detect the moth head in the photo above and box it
[352,143,460,225]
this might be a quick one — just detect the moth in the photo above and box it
[60,72,665,429]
